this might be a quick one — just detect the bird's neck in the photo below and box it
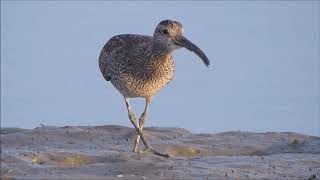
[147,41,173,67]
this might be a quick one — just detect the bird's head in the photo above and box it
[153,20,210,66]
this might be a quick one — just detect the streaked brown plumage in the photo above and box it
[99,34,175,98]
[99,20,210,157]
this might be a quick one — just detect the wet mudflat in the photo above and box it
[1,125,320,179]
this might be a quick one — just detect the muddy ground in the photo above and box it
[1,125,320,179]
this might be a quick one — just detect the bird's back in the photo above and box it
[99,34,152,80]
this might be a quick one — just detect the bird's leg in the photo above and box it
[133,98,151,152]
[124,98,170,158]
[124,98,152,150]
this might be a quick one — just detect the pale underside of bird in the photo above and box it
[99,20,210,158]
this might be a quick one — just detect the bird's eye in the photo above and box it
[162,29,168,35]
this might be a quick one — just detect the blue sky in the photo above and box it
[1,1,319,136]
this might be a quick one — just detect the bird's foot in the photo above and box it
[133,146,139,153]
[152,150,172,158]
[138,147,172,158]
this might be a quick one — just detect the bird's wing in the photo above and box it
[98,34,152,80]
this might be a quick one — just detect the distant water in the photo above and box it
[1,1,319,136]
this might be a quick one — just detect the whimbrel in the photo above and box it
[99,20,210,157]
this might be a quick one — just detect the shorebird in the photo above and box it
[99,20,210,157]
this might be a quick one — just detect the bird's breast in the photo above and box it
[112,57,175,98]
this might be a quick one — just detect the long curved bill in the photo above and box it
[174,36,210,66]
